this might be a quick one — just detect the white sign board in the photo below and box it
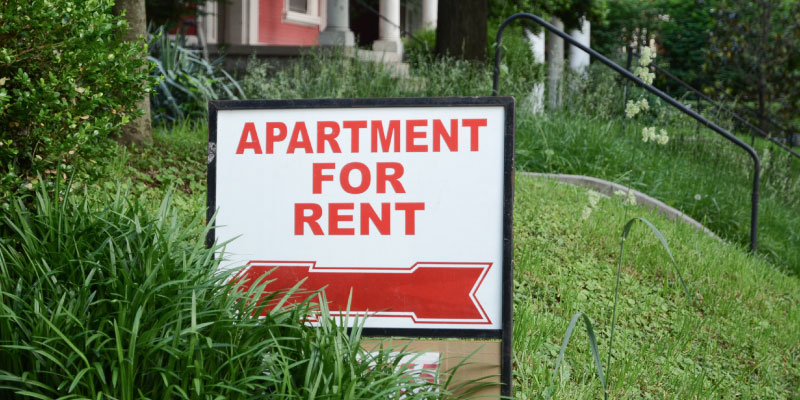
[208,98,513,335]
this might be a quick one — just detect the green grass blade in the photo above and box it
[607,217,692,390]
[551,312,607,399]
[37,316,90,369]
[627,217,691,298]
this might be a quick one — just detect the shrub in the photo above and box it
[0,0,153,197]
[487,19,543,97]
[0,185,443,398]
[148,25,245,124]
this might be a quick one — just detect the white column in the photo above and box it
[546,17,564,109]
[319,0,355,46]
[421,0,437,30]
[372,0,402,55]
[524,28,545,114]
[568,18,591,73]
[247,0,259,45]
[308,0,319,20]
[198,1,218,45]
[525,28,545,64]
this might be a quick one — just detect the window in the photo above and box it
[289,0,307,13]
[284,0,320,26]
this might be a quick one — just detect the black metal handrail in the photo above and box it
[492,13,761,252]
[647,61,800,159]
[738,106,796,140]
[649,57,798,145]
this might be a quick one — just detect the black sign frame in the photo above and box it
[207,97,515,396]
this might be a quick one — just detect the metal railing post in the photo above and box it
[696,93,701,136]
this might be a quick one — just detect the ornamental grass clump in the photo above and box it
[148,25,245,124]
[0,184,442,399]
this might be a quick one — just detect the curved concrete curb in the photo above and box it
[520,172,720,240]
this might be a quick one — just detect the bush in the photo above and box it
[487,19,543,97]
[0,186,444,398]
[148,25,245,124]
[0,0,153,197]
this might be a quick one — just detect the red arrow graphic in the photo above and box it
[235,261,493,324]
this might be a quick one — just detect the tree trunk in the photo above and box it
[113,0,152,144]
[758,70,767,132]
[546,17,564,109]
[435,0,487,61]
[755,0,771,133]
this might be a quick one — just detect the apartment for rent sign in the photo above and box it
[208,98,514,334]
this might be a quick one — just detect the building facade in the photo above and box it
[196,0,438,59]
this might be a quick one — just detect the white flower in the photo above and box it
[588,190,602,207]
[638,98,650,112]
[694,194,702,201]
[614,189,637,206]
[625,98,649,119]
[639,46,653,67]
[626,190,636,206]
[625,100,639,118]
[643,127,669,145]
[634,66,655,85]
[582,190,604,220]
[638,43,657,67]
[655,129,669,145]
[641,126,657,143]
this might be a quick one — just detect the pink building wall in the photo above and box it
[258,0,320,45]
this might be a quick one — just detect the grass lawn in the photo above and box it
[97,125,799,398]
[513,175,799,398]
[515,109,800,274]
